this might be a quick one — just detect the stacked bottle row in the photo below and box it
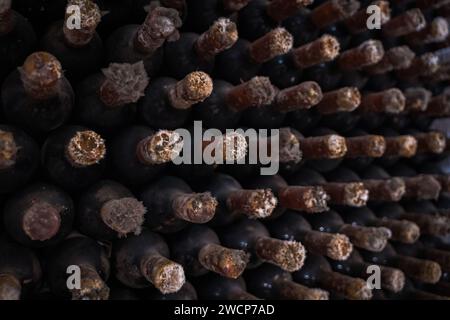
[0,0,449,300]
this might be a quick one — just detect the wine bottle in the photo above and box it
[293,253,373,300]
[195,274,259,300]
[139,71,213,129]
[375,203,450,238]
[344,0,391,34]
[237,0,313,41]
[382,8,426,38]
[186,0,250,32]
[76,62,149,132]
[2,52,74,132]
[261,34,340,89]
[3,183,74,248]
[110,126,183,186]
[140,176,218,233]
[245,264,329,300]
[106,5,182,77]
[218,218,306,272]
[0,237,41,300]
[114,229,185,294]
[289,167,369,207]
[0,125,39,194]
[361,243,442,284]
[204,173,277,226]
[305,210,392,252]
[165,18,238,78]
[397,47,450,79]
[394,241,450,274]
[42,126,107,190]
[245,174,330,217]
[41,0,103,81]
[194,76,277,130]
[77,180,146,241]
[46,234,110,300]
[328,166,407,202]
[215,27,294,84]
[0,0,36,81]
[241,81,323,129]
[169,225,249,278]
[364,46,416,76]
[328,250,406,293]
[342,207,421,244]
[269,211,353,261]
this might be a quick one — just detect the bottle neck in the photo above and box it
[140,253,185,294]
[70,264,109,300]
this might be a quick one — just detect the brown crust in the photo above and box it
[311,0,361,29]
[384,135,418,158]
[383,8,426,37]
[135,6,182,54]
[279,127,303,164]
[424,91,450,117]
[321,182,369,207]
[319,270,373,300]
[100,198,146,237]
[19,52,63,100]
[65,131,106,167]
[255,237,306,272]
[249,28,293,64]
[366,46,415,74]
[344,1,391,34]
[0,130,18,170]
[292,34,340,69]
[136,130,183,165]
[275,81,323,112]
[395,255,442,284]
[345,135,386,158]
[404,87,432,112]
[99,62,149,107]
[279,186,330,213]
[373,218,420,244]
[22,201,62,241]
[277,280,329,300]
[316,87,361,114]
[63,0,101,47]
[198,243,249,278]
[400,213,450,237]
[360,89,406,114]
[300,135,348,159]
[172,192,217,223]
[226,189,277,219]
[339,40,384,70]
[362,178,406,202]
[406,17,449,46]
[339,225,391,252]
[195,18,238,59]
[379,266,405,293]
[226,77,277,112]
[0,274,21,301]
[303,231,353,260]
[71,265,109,300]
[141,255,185,294]
[168,71,213,110]
[415,132,447,154]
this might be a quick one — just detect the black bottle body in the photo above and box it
[237,0,275,41]
[0,125,39,194]
[41,21,104,81]
[2,71,74,133]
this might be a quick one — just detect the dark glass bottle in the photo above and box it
[110,126,183,186]
[0,237,41,300]
[77,180,147,241]
[42,126,107,190]
[3,183,74,248]
[0,1,36,81]
[165,18,238,78]
[114,229,186,294]
[269,211,353,261]
[76,62,149,132]
[218,218,306,272]
[139,71,213,129]
[106,5,182,77]
[204,173,277,226]
[195,274,258,300]
[169,225,249,278]
[2,52,74,132]
[41,0,103,81]
[0,125,39,194]
[46,235,110,300]
[140,176,217,233]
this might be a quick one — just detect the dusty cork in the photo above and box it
[279,128,303,164]
[196,18,238,59]
[0,130,18,170]
[249,28,294,64]
[303,231,353,260]
[339,40,385,70]
[279,186,330,213]
[226,189,277,219]
[339,225,392,252]
[63,0,101,47]
[316,87,361,114]
[198,243,249,279]
[292,34,340,69]
[255,237,306,272]
[142,255,186,294]
[384,135,418,158]
[172,192,218,223]
[168,72,213,110]
[275,81,323,112]
[71,265,109,300]
[100,198,146,237]
[0,274,21,301]
[22,201,62,241]
[65,131,106,167]
[227,77,278,112]
[137,130,184,165]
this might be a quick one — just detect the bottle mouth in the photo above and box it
[65,130,106,167]
[0,130,17,170]
[22,202,62,241]
[100,198,146,237]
